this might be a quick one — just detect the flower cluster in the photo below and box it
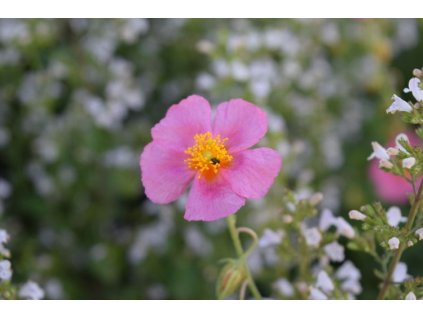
[350,67,423,300]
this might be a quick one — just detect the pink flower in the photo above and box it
[369,131,422,204]
[140,95,282,221]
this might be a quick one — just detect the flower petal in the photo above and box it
[222,148,281,199]
[213,99,267,153]
[140,142,194,204]
[185,175,245,221]
[152,95,212,151]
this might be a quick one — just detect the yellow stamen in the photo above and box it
[185,132,232,179]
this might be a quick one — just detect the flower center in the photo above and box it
[184,132,233,179]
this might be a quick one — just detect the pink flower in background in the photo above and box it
[369,131,422,204]
[140,95,282,221]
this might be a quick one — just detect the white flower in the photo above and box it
[324,241,345,262]
[386,94,413,114]
[19,281,45,300]
[386,206,407,227]
[405,292,417,300]
[396,133,410,154]
[348,210,366,221]
[0,228,9,244]
[309,287,328,300]
[404,77,423,102]
[319,209,336,231]
[0,260,12,281]
[388,237,400,250]
[316,271,334,294]
[393,262,409,283]
[368,142,390,161]
[336,261,361,281]
[402,157,416,169]
[415,228,423,240]
[273,278,294,297]
[303,227,322,247]
[341,278,362,295]
[259,229,285,248]
[379,160,393,169]
[335,217,355,238]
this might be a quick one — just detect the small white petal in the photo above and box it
[405,292,417,300]
[388,237,400,250]
[273,278,294,297]
[404,78,423,102]
[386,94,413,113]
[415,228,423,240]
[336,261,361,281]
[309,287,328,300]
[319,209,336,231]
[19,281,45,300]
[387,206,406,227]
[335,217,355,239]
[402,157,416,169]
[324,241,345,262]
[368,142,390,161]
[303,227,322,247]
[259,229,285,248]
[393,263,409,283]
[316,271,334,294]
[341,278,362,295]
[349,210,366,221]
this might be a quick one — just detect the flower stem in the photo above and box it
[377,181,423,300]
[227,215,262,300]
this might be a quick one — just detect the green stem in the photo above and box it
[227,215,262,300]
[377,181,423,300]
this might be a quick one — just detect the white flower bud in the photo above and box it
[379,160,393,169]
[387,147,399,156]
[413,69,423,78]
[402,157,416,169]
[388,237,400,250]
[407,240,414,247]
[282,214,293,224]
[415,228,423,240]
[349,210,366,221]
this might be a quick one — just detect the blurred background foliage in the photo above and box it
[0,19,422,299]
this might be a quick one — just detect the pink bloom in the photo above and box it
[140,95,282,221]
[369,131,422,204]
